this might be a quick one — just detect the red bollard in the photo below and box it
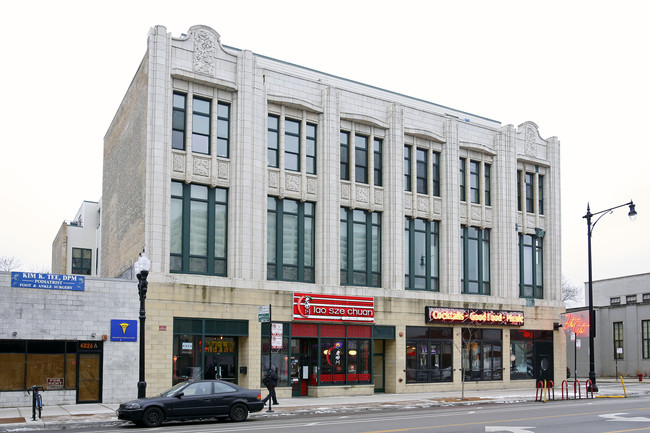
[639,373,643,381]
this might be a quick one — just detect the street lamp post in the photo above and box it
[135,252,151,399]
[583,200,636,392]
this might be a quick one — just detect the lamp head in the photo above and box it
[628,202,637,222]
[135,252,151,277]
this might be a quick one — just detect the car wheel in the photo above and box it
[229,403,248,422]
[142,407,164,427]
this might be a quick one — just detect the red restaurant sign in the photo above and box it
[293,293,374,323]
[561,311,590,337]
[425,306,525,326]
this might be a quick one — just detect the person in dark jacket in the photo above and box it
[262,366,279,405]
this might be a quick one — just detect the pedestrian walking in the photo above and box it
[262,365,279,405]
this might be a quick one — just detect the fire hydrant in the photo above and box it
[638,373,643,381]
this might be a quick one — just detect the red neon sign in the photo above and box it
[293,293,374,323]
[425,306,525,326]
[561,311,590,337]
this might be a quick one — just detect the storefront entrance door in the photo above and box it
[76,341,102,403]
[291,339,316,396]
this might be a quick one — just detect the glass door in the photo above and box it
[372,340,385,392]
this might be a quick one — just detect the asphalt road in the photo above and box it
[33,395,650,433]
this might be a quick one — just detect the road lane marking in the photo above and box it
[601,413,650,422]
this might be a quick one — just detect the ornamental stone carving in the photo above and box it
[172,154,185,173]
[374,190,383,206]
[525,125,537,157]
[193,158,210,177]
[285,173,300,192]
[193,29,216,76]
[471,206,481,221]
[417,196,429,212]
[485,208,492,222]
[432,200,441,215]
[217,160,229,180]
[341,184,350,200]
[356,186,369,203]
[268,171,279,188]
[307,178,317,195]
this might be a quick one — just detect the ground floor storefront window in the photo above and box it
[261,323,374,388]
[172,318,247,385]
[462,329,502,381]
[0,340,102,403]
[405,326,453,383]
[510,329,553,381]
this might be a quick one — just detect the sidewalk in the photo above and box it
[1,378,647,432]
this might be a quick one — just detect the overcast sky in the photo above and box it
[1,1,648,304]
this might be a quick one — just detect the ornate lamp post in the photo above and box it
[134,252,151,399]
[583,200,636,392]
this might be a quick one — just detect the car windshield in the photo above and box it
[160,381,189,397]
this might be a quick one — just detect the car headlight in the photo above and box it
[123,402,142,409]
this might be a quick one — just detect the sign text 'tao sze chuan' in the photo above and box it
[293,293,374,323]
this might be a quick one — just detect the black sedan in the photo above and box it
[117,380,265,427]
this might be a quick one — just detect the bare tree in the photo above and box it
[562,276,582,306]
[454,326,480,400]
[0,256,22,271]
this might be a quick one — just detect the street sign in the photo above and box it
[258,305,270,322]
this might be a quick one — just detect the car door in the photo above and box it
[170,382,215,418]
[212,381,238,415]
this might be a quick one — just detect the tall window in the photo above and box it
[268,115,279,168]
[431,151,440,196]
[284,119,300,171]
[306,123,317,174]
[340,132,350,181]
[519,234,543,299]
[192,97,211,154]
[216,103,230,158]
[459,158,466,201]
[525,173,534,213]
[469,160,480,204]
[642,320,650,359]
[416,149,427,194]
[170,181,227,275]
[355,135,368,183]
[267,197,315,282]
[484,163,491,206]
[340,208,381,287]
[538,174,544,215]
[613,322,624,360]
[72,248,92,275]
[373,138,382,186]
[405,327,452,383]
[172,93,186,150]
[404,218,439,291]
[517,170,522,211]
[404,146,411,191]
[461,226,490,295]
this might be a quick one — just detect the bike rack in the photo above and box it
[574,379,581,399]
[547,380,555,401]
[535,380,545,402]
[561,380,569,400]
[585,379,594,399]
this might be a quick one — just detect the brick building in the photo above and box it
[96,24,565,399]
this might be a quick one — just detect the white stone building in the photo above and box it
[91,24,564,400]
[51,200,101,276]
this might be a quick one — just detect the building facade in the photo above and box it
[0,271,138,407]
[52,200,101,276]
[98,25,565,399]
[565,273,650,379]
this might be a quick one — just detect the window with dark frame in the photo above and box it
[268,115,279,168]
[484,163,491,206]
[340,208,381,287]
[354,135,369,184]
[340,131,350,181]
[461,226,490,295]
[613,322,624,359]
[519,234,543,299]
[462,328,502,381]
[469,160,480,204]
[641,320,650,359]
[644,293,650,303]
[610,297,621,305]
[626,295,637,304]
[538,174,544,215]
[172,92,186,150]
[416,148,427,194]
[404,146,411,191]
[216,102,230,158]
[459,158,466,202]
[405,327,453,383]
[72,248,92,275]
[192,97,211,154]
[525,172,534,213]
[404,218,439,292]
[170,181,227,276]
[267,197,315,283]
[373,138,382,186]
